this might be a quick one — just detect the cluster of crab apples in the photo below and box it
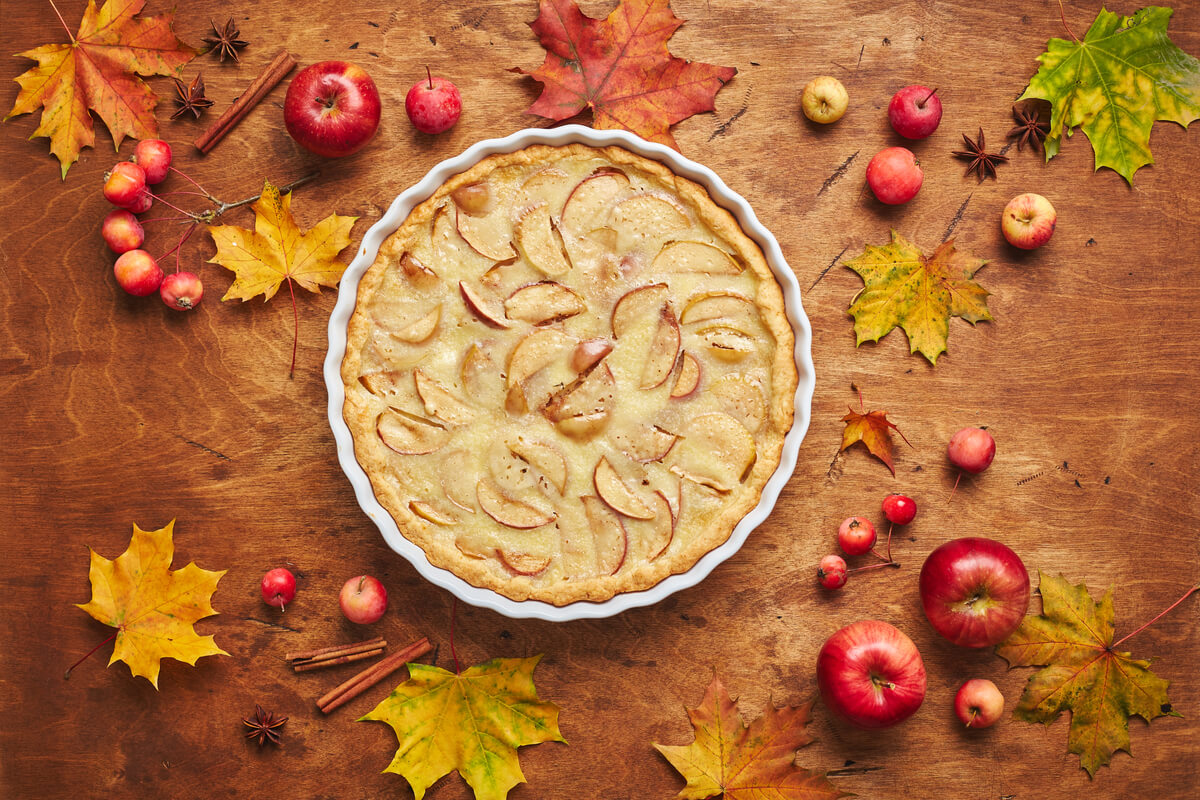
[100,139,204,310]
[799,76,1057,249]
[815,427,1027,730]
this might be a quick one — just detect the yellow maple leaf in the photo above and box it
[76,520,228,688]
[359,656,565,800]
[208,180,358,302]
[653,675,847,799]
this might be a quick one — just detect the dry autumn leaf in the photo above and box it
[74,520,227,688]
[516,0,737,149]
[839,390,911,476]
[5,0,197,178]
[654,675,846,800]
[208,180,357,373]
[1021,6,1200,184]
[359,656,565,800]
[845,230,991,365]
[997,573,1195,777]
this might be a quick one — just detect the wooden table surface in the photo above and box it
[2,0,1198,797]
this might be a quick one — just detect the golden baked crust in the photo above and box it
[342,144,796,605]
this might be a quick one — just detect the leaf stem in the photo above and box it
[286,276,298,379]
[1110,585,1199,650]
[47,0,75,43]
[1057,0,1079,43]
[65,629,119,679]
[449,597,462,675]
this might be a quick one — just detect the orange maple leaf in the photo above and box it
[74,520,228,688]
[840,402,911,476]
[653,676,847,800]
[5,0,197,178]
[516,0,737,149]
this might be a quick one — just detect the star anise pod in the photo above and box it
[952,128,1008,182]
[242,704,287,747]
[203,17,249,63]
[171,74,215,120]
[1007,104,1050,154]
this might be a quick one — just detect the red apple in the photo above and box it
[919,537,1030,647]
[113,249,163,296]
[817,620,927,729]
[866,147,923,205]
[1001,192,1056,249]
[955,678,1004,728]
[887,85,942,139]
[284,61,381,158]
[405,72,462,134]
[339,574,388,624]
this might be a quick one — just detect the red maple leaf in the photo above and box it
[516,0,737,148]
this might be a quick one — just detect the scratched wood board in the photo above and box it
[1,0,1197,797]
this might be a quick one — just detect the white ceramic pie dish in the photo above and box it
[325,124,815,620]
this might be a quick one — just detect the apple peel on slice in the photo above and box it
[410,501,458,526]
[414,369,476,425]
[399,252,440,288]
[581,495,628,576]
[507,328,577,388]
[611,283,669,338]
[514,204,572,277]
[560,170,630,235]
[455,203,516,262]
[670,351,702,398]
[497,549,552,576]
[459,281,511,328]
[392,305,441,344]
[680,291,756,326]
[504,281,586,325]
[699,326,755,361]
[507,437,568,495]
[640,306,681,389]
[477,479,556,529]
[594,456,656,520]
[643,491,675,561]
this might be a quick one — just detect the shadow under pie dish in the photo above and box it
[328,127,813,617]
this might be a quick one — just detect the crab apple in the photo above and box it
[260,567,297,610]
[124,189,153,214]
[406,71,462,134]
[948,427,996,474]
[800,76,849,124]
[103,161,146,208]
[838,516,877,556]
[866,147,923,205]
[101,209,144,254]
[134,139,172,184]
[888,85,943,140]
[818,555,848,590]
[339,574,388,623]
[882,494,917,525]
[1002,192,1056,249]
[113,249,163,296]
[955,678,1004,728]
[160,271,204,311]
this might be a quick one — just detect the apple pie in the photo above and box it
[342,143,796,605]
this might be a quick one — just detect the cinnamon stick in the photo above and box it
[287,636,385,664]
[317,637,432,714]
[293,647,384,673]
[195,50,296,154]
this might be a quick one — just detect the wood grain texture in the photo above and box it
[1,0,1198,797]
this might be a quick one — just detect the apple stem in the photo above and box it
[65,629,119,679]
[426,65,433,91]
[967,709,978,728]
[1110,584,1199,650]
[918,87,939,108]
[847,560,901,575]
[449,597,462,674]
[213,171,320,219]
[168,166,219,203]
[948,471,962,503]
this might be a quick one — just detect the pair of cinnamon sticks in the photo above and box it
[286,635,432,714]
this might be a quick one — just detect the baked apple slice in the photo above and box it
[640,306,681,389]
[680,291,756,326]
[610,423,678,463]
[652,240,742,274]
[455,202,516,262]
[560,170,630,235]
[432,204,494,275]
[669,351,702,398]
[671,412,757,493]
[451,181,494,216]
[571,338,613,372]
[713,373,767,432]
[477,479,556,529]
[544,362,615,435]
[460,344,504,408]
[414,369,476,425]
[611,193,689,251]
[398,252,439,288]
[459,281,511,328]
[409,500,458,526]
[512,167,574,217]
[439,449,476,512]
[643,491,675,560]
[514,204,571,277]
[611,283,669,338]
[507,437,568,495]
[581,495,628,576]
[497,549,552,576]
[377,409,450,455]
[504,281,585,325]
[392,305,441,344]
[507,328,577,388]
[698,325,755,361]
[594,456,656,520]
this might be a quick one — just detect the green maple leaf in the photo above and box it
[844,230,991,366]
[359,656,565,800]
[996,573,1182,777]
[1020,5,1200,183]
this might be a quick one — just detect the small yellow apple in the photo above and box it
[801,76,849,124]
